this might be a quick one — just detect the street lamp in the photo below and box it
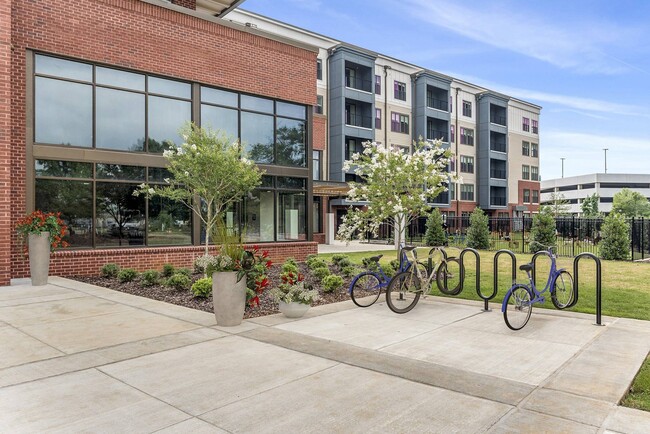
[603,148,608,174]
[560,157,566,178]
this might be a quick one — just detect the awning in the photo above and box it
[313,181,350,197]
[196,0,246,17]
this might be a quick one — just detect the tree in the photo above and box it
[136,123,262,254]
[611,188,650,218]
[529,208,557,253]
[544,192,571,217]
[337,139,453,249]
[581,193,600,217]
[466,208,490,250]
[424,208,446,247]
[599,213,630,260]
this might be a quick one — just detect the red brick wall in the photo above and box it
[313,115,327,151]
[515,180,541,213]
[0,1,11,284]
[171,0,196,9]
[8,0,318,283]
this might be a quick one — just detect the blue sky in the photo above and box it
[243,0,650,180]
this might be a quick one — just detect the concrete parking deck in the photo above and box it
[1,277,649,433]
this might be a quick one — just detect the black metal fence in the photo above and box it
[366,216,650,259]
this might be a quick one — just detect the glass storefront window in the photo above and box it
[96,164,145,181]
[241,112,274,164]
[95,183,145,247]
[276,118,306,167]
[35,160,92,178]
[201,87,238,107]
[35,55,92,81]
[276,101,306,119]
[148,76,191,99]
[147,96,191,153]
[96,87,145,151]
[200,105,239,141]
[148,197,192,246]
[277,191,306,241]
[241,95,273,113]
[243,190,275,242]
[96,67,145,91]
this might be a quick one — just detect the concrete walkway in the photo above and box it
[318,239,397,254]
[1,277,650,433]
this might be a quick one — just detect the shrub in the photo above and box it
[466,208,490,250]
[330,254,350,266]
[162,264,176,278]
[322,275,344,292]
[305,254,318,263]
[166,273,192,291]
[424,208,447,247]
[307,258,328,270]
[117,268,138,283]
[341,265,358,278]
[101,263,120,278]
[336,257,352,269]
[362,257,379,272]
[175,267,192,277]
[600,213,630,260]
[389,259,400,271]
[140,270,160,287]
[284,257,298,267]
[529,210,557,253]
[282,262,299,274]
[312,266,331,280]
[191,277,213,297]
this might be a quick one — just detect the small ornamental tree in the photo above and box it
[546,192,571,217]
[529,208,557,253]
[337,139,454,249]
[136,123,262,254]
[424,208,446,247]
[466,208,490,250]
[581,193,600,218]
[600,213,630,260]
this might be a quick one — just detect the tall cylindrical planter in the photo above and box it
[28,232,50,286]
[212,271,246,326]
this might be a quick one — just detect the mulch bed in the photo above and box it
[72,263,356,319]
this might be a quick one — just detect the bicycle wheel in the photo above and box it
[386,271,421,314]
[551,270,574,309]
[503,285,533,331]
[435,258,464,295]
[350,272,382,308]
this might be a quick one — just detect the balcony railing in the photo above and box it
[490,169,507,179]
[491,114,507,126]
[426,96,448,111]
[346,113,372,129]
[431,191,449,204]
[427,129,448,142]
[490,197,507,206]
[490,143,506,153]
[345,75,372,92]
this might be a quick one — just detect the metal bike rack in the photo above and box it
[493,249,517,312]
[427,247,448,275]
[573,252,603,326]
[530,250,553,288]
[458,248,483,309]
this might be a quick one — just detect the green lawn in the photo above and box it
[318,248,650,322]
[622,355,650,412]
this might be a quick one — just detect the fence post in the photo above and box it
[642,217,645,260]
[572,215,575,257]
[521,217,525,253]
[631,217,635,260]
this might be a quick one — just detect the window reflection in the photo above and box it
[148,96,191,153]
[96,87,145,151]
[35,55,92,81]
[277,191,306,241]
[95,183,145,247]
[243,190,275,242]
[276,118,306,167]
[35,77,92,147]
[241,112,274,164]
[148,197,191,246]
[201,87,238,107]
[35,160,92,178]
[200,105,238,141]
[148,76,191,99]
[96,67,145,91]
[241,95,273,113]
[96,164,145,181]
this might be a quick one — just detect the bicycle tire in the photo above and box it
[435,258,464,295]
[350,272,382,308]
[386,271,421,314]
[551,270,574,310]
[503,285,533,331]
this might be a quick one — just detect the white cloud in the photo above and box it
[401,0,642,74]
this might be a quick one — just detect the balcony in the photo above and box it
[345,75,372,93]
[490,197,507,206]
[490,114,507,126]
[490,142,506,153]
[427,96,448,111]
[431,191,449,204]
[490,103,507,126]
[345,113,372,129]
[490,169,507,179]
[490,130,507,153]
[427,129,448,142]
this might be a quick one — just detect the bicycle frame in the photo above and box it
[347,245,412,293]
[403,246,447,289]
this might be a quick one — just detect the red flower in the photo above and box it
[265,260,272,269]
[249,296,260,307]
[261,250,269,259]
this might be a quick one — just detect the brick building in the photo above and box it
[3,0,320,285]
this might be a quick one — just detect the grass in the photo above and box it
[622,355,650,412]
[318,248,650,322]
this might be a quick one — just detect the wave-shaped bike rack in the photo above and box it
[492,249,517,313]
[573,252,603,326]
[457,248,484,309]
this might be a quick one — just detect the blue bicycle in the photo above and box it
[502,246,574,330]
[348,246,413,308]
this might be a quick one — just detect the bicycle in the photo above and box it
[502,246,575,330]
[348,246,412,308]
[386,246,464,314]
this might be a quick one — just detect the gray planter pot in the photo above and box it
[28,232,50,286]
[279,300,310,318]
[212,271,246,326]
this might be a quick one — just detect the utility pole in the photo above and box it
[560,157,565,178]
[603,148,608,174]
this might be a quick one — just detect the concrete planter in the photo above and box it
[212,271,246,326]
[28,232,50,286]
[278,301,310,318]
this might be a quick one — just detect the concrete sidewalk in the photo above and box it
[1,277,650,433]
[318,239,397,254]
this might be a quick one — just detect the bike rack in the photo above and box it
[573,252,603,326]
[493,249,517,312]
[427,247,448,276]
[530,250,553,288]
[458,248,483,309]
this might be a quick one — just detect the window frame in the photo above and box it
[522,141,530,156]
[460,155,474,174]
[375,75,381,95]
[522,165,530,180]
[462,100,472,117]
[390,111,409,134]
[394,80,407,101]
[522,117,530,132]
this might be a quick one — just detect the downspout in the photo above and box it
[383,65,390,148]
[455,86,460,218]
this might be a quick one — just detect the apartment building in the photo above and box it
[227,9,542,239]
[541,173,650,215]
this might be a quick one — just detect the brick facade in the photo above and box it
[515,180,541,214]
[6,0,319,284]
[313,115,327,151]
[171,0,196,9]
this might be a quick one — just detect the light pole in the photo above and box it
[560,157,565,178]
[603,148,608,174]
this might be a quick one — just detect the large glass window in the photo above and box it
[95,183,145,247]
[96,88,145,151]
[241,112,274,164]
[278,191,306,241]
[148,96,191,152]
[201,105,239,140]
[276,118,306,166]
[148,197,191,246]
[243,189,275,242]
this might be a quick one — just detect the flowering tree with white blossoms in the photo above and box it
[136,123,262,255]
[337,139,454,249]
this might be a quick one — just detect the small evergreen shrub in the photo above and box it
[282,262,299,274]
[284,257,298,267]
[175,267,192,277]
[312,266,331,280]
[466,208,490,250]
[166,273,192,291]
[389,259,400,272]
[529,210,557,253]
[117,268,138,283]
[305,254,318,263]
[330,254,350,267]
[161,264,176,278]
[362,257,379,271]
[191,277,213,297]
[341,265,358,278]
[140,270,160,287]
[307,258,328,270]
[101,263,120,278]
[600,213,630,260]
[322,275,344,292]
[424,208,446,247]
[335,257,352,269]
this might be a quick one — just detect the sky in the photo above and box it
[242,0,650,181]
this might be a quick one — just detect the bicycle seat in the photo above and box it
[401,245,417,252]
[519,263,533,272]
[368,255,383,262]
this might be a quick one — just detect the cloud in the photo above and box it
[401,0,642,74]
